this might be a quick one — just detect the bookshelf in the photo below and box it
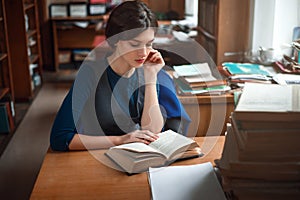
[4,0,43,101]
[49,0,185,71]
[0,0,14,100]
[196,0,252,65]
[145,0,185,20]
[0,0,15,133]
[51,15,105,71]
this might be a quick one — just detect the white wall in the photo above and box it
[252,0,300,51]
[273,0,299,48]
[185,0,198,26]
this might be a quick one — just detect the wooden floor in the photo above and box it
[0,79,72,199]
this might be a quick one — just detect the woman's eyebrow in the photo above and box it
[131,38,155,43]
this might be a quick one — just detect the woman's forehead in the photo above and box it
[130,29,155,42]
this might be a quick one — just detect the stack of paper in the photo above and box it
[148,162,226,200]
[173,63,230,95]
[220,62,274,88]
[272,73,300,85]
[216,83,300,199]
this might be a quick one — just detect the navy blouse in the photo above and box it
[50,60,191,151]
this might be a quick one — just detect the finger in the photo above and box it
[140,130,159,140]
[149,54,161,63]
[148,53,158,62]
[131,132,151,143]
[136,138,151,145]
[153,56,162,63]
[136,133,155,143]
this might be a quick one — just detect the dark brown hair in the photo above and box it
[105,1,158,47]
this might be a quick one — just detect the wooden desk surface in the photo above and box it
[30,136,225,200]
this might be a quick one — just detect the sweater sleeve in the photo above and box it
[157,70,191,135]
[50,86,77,151]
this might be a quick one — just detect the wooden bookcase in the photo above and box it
[4,0,43,101]
[51,15,105,71]
[49,0,185,71]
[196,0,252,66]
[0,0,15,133]
[0,0,14,100]
[146,0,185,19]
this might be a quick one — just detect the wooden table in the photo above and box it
[30,136,225,200]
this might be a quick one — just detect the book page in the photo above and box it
[148,162,226,200]
[235,83,293,112]
[112,142,162,155]
[273,73,300,85]
[148,130,196,159]
[292,85,300,111]
[183,73,217,83]
[173,63,211,77]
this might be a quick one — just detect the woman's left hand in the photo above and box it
[143,49,165,81]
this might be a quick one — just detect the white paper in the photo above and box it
[173,63,211,77]
[172,31,191,42]
[153,36,174,44]
[236,83,293,112]
[148,162,226,200]
[73,22,89,28]
[272,73,300,85]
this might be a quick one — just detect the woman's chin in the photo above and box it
[132,63,144,68]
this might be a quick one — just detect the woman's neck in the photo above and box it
[107,53,135,78]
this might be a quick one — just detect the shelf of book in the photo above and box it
[51,15,106,71]
[51,15,105,21]
[4,0,43,101]
[0,0,15,135]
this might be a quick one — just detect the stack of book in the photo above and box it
[216,83,300,199]
[219,62,274,88]
[173,63,230,95]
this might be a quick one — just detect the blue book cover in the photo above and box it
[222,62,272,76]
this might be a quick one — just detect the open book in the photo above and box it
[105,130,202,174]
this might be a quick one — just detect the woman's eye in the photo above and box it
[146,43,153,47]
[129,42,152,48]
[130,43,140,47]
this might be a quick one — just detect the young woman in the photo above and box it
[50,0,190,151]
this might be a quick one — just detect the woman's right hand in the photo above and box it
[120,130,159,145]
[143,49,165,82]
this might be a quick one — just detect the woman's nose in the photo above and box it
[137,46,147,57]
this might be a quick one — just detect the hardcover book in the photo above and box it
[105,130,202,174]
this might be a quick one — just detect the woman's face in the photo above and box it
[116,28,155,68]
